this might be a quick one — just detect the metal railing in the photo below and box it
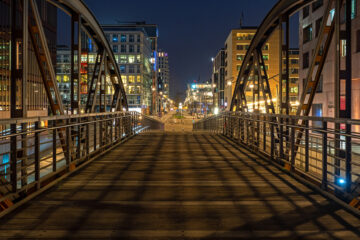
[0,111,163,209]
[194,112,360,200]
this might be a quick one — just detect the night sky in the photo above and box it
[81,0,299,99]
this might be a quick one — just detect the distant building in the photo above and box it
[158,51,170,97]
[185,82,213,115]
[223,27,280,111]
[0,0,57,118]
[158,50,170,111]
[299,0,360,119]
[287,49,300,114]
[102,24,155,113]
[56,45,71,107]
[212,49,226,112]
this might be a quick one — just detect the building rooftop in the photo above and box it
[102,22,158,38]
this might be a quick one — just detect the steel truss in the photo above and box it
[230,0,353,187]
[4,0,130,207]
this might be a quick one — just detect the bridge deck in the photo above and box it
[1,132,360,239]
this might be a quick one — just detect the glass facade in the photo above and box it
[102,27,153,111]
[0,0,57,117]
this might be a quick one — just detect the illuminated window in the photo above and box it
[89,54,95,63]
[290,87,298,93]
[236,65,241,71]
[114,55,119,63]
[352,0,357,19]
[128,55,135,63]
[136,55,141,63]
[121,75,127,83]
[341,40,347,57]
[236,54,245,61]
[112,34,118,42]
[120,65,126,73]
[261,65,269,71]
[120,55,127,64]
[263,55,269,61]
[129,75,135,83]
[81,55,87,62]
[137,76,141,82]
[63,75,69,82]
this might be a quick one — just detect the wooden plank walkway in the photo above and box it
[0,132,360,239]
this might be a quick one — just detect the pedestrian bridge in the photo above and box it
[0,113,360,239]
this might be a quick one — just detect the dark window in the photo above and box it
[121,34,126,42]
[129,65,135,73]
[137,35,141,42]
[129,45,134,53]
[303,52,309,69]
[291,59,299,64]
[303,24,313,43]
[113,45,118,53]
[129,34,134,42]
[357,30,360,52]
[120,65,125,73]
[312,0,323,12]
[315,17,323,37]
[121,45,126,53]
[291,68,299,74]
[303,5,310,18]
[290,78,298,84]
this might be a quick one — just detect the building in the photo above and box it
[287,48,300,114]
[0,0,57,118]
[211,49,226,112]
[299,0,360,119]
[158,50,170,112]
[185,82,213,115]
[223,27,280,111]
[102,24,155,113]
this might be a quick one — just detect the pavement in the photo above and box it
[160,111,195,132]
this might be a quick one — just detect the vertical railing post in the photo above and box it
[263,116,266,152]
[99,116,103,148]
[76,118,81,159]
[86,118,90,157]
[10,123,17,192]
[290,118,296,171]
[305,120,309,172]
[271,121,274,160]
[93,117,97,151]
[66,119,71,165]
[321,121,328,190]
[279,117,284,161]
[346,122,352,193]
[21,123,28,187]
[34,121,40,189]
[52,120,57,172]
